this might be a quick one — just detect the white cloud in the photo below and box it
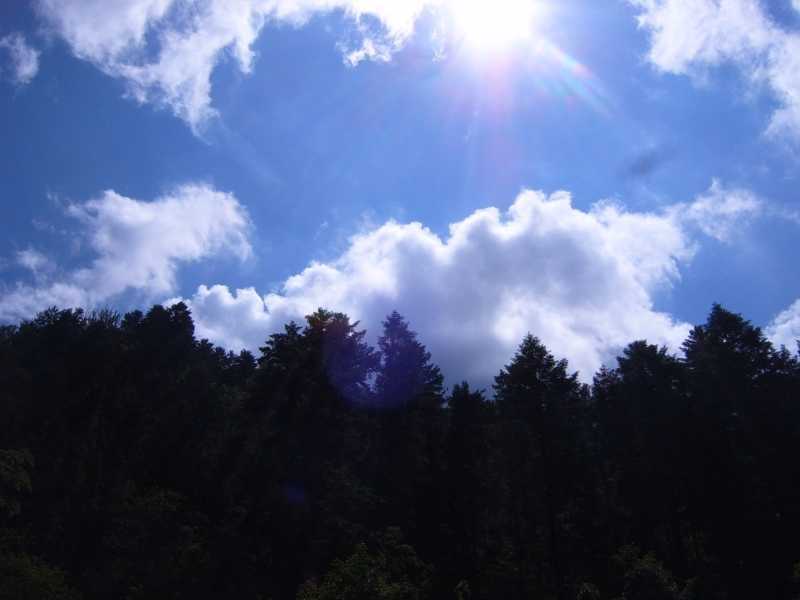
[670,178,762,242]
[36,0,437,131]
[631,0,800,140]
[767,299,800,350]
[0,184,251,322]
[168,284,273,350]
[15,248,54,277]
[176,188,697,383]
[36,0,548,130]
[0,32,40,86]
[2,181,774,382]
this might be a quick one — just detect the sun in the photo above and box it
[447,0,545,53]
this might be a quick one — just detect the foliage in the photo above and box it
[0,449,33,519]
[0,553,81,600]
[0,303,798,599]
[296,529,432,600]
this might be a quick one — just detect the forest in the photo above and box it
[1,302,799,599]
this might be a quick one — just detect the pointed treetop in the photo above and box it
[376,311,443,408]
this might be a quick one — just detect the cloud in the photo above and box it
[670,178,762,242]
[176,188,698,384]
[15,248,54,278]
[631,0,800,140]
[0,184,251,322]
[0,32,40,86]
[1,181,773,383]
[168,284,273,351]
[767,299,800,350]
[36,0,437,131]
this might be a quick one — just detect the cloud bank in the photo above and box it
[178,187,708,384]
[0,32,40,86]
[631,0,800,140]
[1,180,773,383]
[177,180,771,384]
[0,184,250,322]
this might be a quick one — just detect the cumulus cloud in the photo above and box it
[175,188,698,384]
[631,0,800,140]
[670,178,762,242]
[767,299,800,350]
[0,32,40,86]
[2,180,774,383]
[36,0,438,131]
[0,184,251,322]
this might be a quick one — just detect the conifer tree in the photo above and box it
[494,334,589,600]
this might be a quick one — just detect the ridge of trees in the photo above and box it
[1,302,799,599]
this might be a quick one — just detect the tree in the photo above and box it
[0,553,82,600]
[239,310,380,598]
[375,311,443,410]
[494,334,590,600]
[372,312,446,558]
[442,383,498,593]
[612,546,682,600]
[681,304,799,598]
[1,301,799,600]
[593,342,689,571]
[0,449,33,520]
[297,529,432,600]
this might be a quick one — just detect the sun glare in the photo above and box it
[448,0,544,53]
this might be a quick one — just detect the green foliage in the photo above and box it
[297,529,432,600]
[0,449,33,519]
[613,546,681,600]
[0,553,81,600]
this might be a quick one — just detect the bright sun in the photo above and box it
[448,0,544,52]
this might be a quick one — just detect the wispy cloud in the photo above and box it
[0,32,40,86]
[35,0,554,131]
[35,0,438,132]
[631,0,800,141]
[15,248,54,278]
[669,179,762,242]
[0,183,251,321]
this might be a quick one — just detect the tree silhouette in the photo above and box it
[494,334,590,600]
[0,302,798,599]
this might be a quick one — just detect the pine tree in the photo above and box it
[373,312,446,560]
[494,334,589,600]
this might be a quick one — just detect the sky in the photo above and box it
[0,0,799,385]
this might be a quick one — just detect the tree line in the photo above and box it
[1,302,799,599]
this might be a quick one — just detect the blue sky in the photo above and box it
[1,0,799,383]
